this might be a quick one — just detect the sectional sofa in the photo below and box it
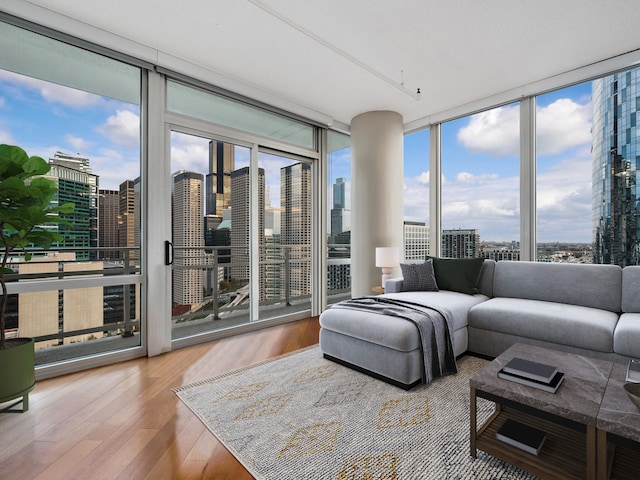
[319,259,640,389]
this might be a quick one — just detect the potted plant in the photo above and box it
[0,144,74,412]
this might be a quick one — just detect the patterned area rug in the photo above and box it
[174,346,538,479]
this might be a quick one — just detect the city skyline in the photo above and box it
[0,67,601,245]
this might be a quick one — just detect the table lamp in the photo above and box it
[375,247,400,289]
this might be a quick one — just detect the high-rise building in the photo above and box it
[98,189,119,260]
[333,177,346,209]
[281,163,311,298]
[404,221,429,261]
[172,171,204,305]
[593,71,640,266]
[119,179,136,263]
[203,142,234,292]
[47,152,99,261]
[206,141,234,216]
[231,167,265,283]
[442,229,480,258]
[330,177,351,243]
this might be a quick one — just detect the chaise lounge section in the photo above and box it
[319,259,495,389]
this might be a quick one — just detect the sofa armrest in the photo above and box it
[384,277,404,293]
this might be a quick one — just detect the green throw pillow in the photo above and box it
[427,256,484,295]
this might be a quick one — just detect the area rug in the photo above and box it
[174,345,538,479]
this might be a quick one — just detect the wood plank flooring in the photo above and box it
[0,316,321,480]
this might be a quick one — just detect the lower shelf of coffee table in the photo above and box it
[603,442,640,480]
[476,407,589,480]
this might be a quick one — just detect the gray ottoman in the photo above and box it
[319,307,423,389]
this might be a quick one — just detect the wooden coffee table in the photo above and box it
[470,343,613,480]
[596,362,640,480]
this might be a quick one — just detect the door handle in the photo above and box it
[164,240,173,265]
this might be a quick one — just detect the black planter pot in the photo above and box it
[0,337,35,413]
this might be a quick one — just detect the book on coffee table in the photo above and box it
[497,369,565,393]
[496,419,547,456]
[503,357,558,384]
[626,358,640,383]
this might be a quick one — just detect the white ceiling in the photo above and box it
[9,0,640,128]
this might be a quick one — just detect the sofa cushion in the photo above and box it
[320,307,421,352]
[427,256,484,295]
[622,266,640,312]
[469,297,618,353]
[493,261,622,312]
[614,313,640,357]
[384,290,489,332]
[400,259,439,292]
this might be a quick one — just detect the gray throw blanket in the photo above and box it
[331,297,457,384]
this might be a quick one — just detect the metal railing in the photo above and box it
[4,243,352,362]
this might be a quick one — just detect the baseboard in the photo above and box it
[323,353,421,391]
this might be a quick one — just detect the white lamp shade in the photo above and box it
[375,247,400,267]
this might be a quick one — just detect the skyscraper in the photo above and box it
[593,70,640,266]
[98,189,119,260]
[172,171,204,305]
[330,177,351,244]
[119,179,136,263]
[206,141,234,216]
[231,167,265,283]
[281,162,311,297]
[47,152,99,261]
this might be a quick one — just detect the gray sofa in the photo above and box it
[319,260,640,389]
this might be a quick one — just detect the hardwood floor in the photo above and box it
[0,316,321,480]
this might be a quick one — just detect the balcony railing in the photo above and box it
[3,244,351,365]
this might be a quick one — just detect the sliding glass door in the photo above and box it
[169,130,254,339]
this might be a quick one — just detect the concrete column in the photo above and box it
[351,110,404,296]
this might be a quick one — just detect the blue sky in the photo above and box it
[1,68,594,243]
[0,70,141,191]
[403,82,593,242]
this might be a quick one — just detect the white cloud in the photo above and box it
[66,134,90,153]
[443,201,471,217]
[100,110,140,148]
[0,96,5,108]
[0,125,14,144]
[536,154,592,241]
[0,70,102,108]
[457,98,592,157]
[537,98,592,155]
[170,132,210,173]
[40,83,101,108]
[90,149,139,190]
[441,173,520,240]
[403,172,429,223]
[457,106,519,157]
[456,172,499,184]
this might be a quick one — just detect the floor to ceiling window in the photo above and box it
[0,20,143,372]
[403,128,430,261]
[165,80,318,345]
[169,131,256,339]
[258,151,313,318]
[441,104,520,260]
[327,131,351,305]
[536,82,593,262]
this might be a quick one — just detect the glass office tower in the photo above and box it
[593,68,640,266]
